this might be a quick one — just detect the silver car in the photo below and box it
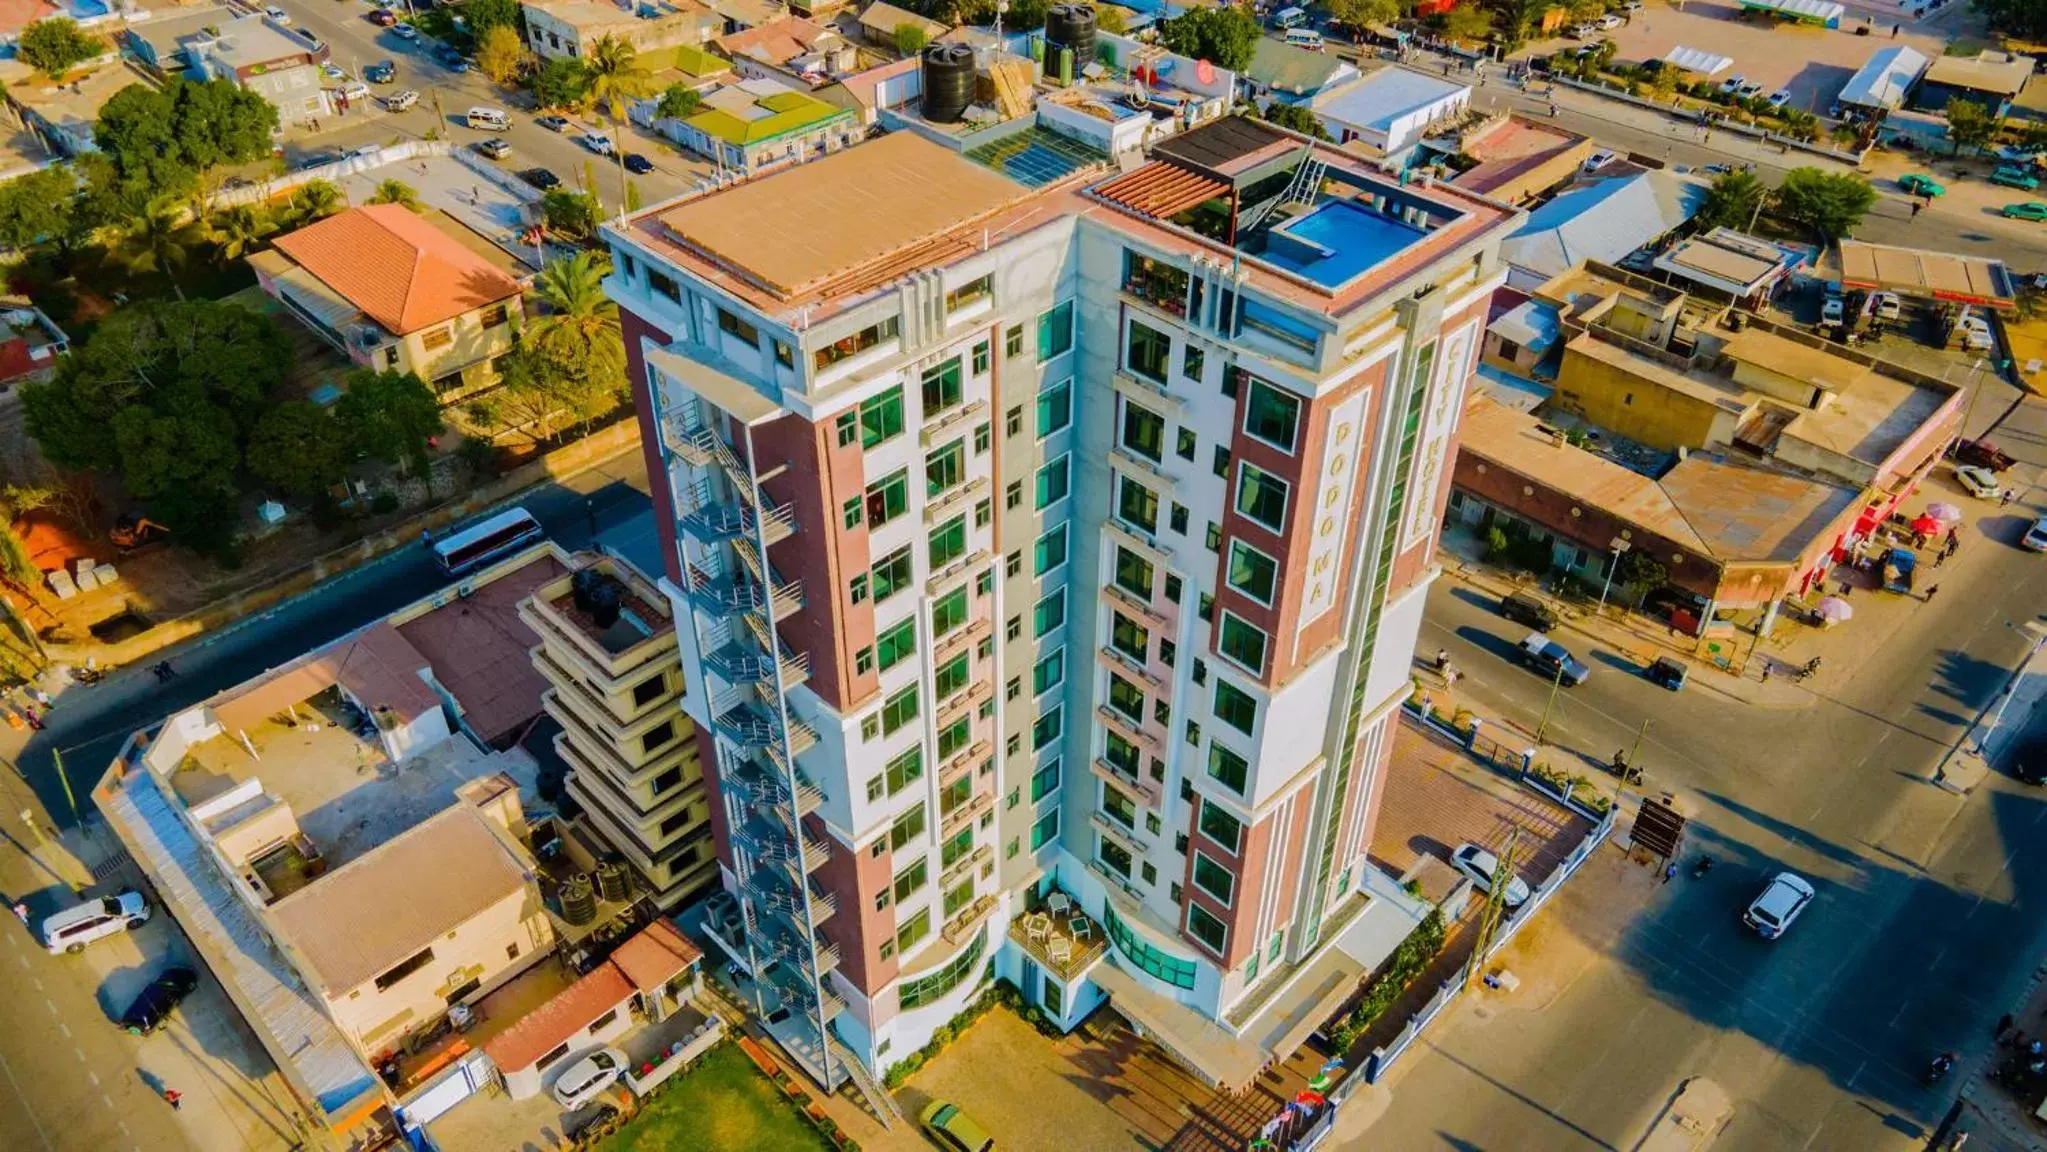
[1451,843,1531,911]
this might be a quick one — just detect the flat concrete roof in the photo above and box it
[1563,332,1746,414]
[1720,327,1948,466]
[1657,455,1859,564]
[655,131,1032,298]
[1834,239,2014,310]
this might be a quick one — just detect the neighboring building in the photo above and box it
[521,0,719,62]
[483,919,704,1098]
[854,0,946,48]
[1650,227,1801,307]
[1735,0,1842,28]
[1453,261,1961,631]
[1835,44,1928,116]
[1913,50,2036,117]
[2,58,144,158]
[252,203,525,398]
[672,41,735,87]
[1821,238,2018,314]
[714,15,856,88]
[1242,38,1358,108]
[94,548,579,1150]
[184,14,333,124]
[815,55,921,125]
[521,554,720,908]
[656,78,860,174]
[1309,66,1469,162]
[702,0,786,32]
[600,116,1518,1094]
[0,295,68,385]
[123,5,235,75]
[1440,113,1593,205]
[1498,168,1708,289]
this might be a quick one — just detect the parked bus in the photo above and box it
[433,507,544,577]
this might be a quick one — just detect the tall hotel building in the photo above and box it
[602,118,1519,1092]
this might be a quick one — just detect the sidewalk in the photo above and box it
[1955,965,2047,1152]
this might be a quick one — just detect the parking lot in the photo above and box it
[1528,0,1951,114]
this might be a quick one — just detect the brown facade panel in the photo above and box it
[755,413,876,713]
[1292,358,1394,667]
[811,815,898,999]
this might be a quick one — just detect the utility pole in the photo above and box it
[49,747,79,830]
[1596,537,1630,615]
[1533,660,1567,744]
[1464,829,1521,991]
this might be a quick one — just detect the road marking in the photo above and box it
[100,1094,111,1110]
[55,1022,67,1038]
[86,1071,97,1087]
[71,1049,82,1064]
[28,978,38,991]
[0,1051,53,1151]
[42,998,54,1015]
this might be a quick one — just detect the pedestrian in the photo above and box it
[2002,489,2017,507]
[420,528,433,549]
[163,1088,181,1110]
[1761,662,1772,682]
[23,708,42,731]
[1435,648,1451,673]
[1892,22,1900,37]
[1998,1012,2015,1040]
[1662,861,1677,884]
[10,902,26,925]
[1910,200,1921,219]
[1934,550,1947,568]
[1924,584,1940,603]
[31,688,49,708]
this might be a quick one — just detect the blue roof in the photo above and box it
[1503,172,1709,280]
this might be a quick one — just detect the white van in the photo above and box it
[43,891,149,955]
[1283,27,1325,50]
[580,128,615,156]
[1273,6,1308,29]
[465,106,510,131]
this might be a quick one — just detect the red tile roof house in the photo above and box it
[249,203,525,400]
[0,296,67,389]
[481,919,705,1100]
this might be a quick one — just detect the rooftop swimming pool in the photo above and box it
[65,0,110,19]
[1261,200,1428,289]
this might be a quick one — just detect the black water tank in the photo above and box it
[570,568,601,612]
[595,860,631,902]
[560,875,597,925]
[1045,4,1097,65]
[921,42,976,123]
[587,579,623,628]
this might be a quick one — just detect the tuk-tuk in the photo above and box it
[1646,656,1688,691]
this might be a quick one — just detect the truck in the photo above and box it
[1882,547,1916,595]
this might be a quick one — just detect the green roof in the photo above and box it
[688,90,852,147]
[674,44,730,77]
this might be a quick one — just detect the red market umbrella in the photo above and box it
[1910,515,1942,536]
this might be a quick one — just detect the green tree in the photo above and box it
[205,202,272,260]
[336,370,441,476]
[1095,3,1129,33]
[1696,168,1769,230]
[1481,0,1551,47]
[1325,0,1401,29]
[527,252,622,390]
[476,23,529,85]
[94,78,277,203]
[1443,2,1494,42]
[1944,97,1999,156]
[369,179,422,211]
[586,35,653,119]
[1773,167,1876,240]
[17,18,101,80]
[461,0,524,35]
[287,178,345,225]
[0,166,78,251]
[533,56,592,109]
[1257,102,1331,141]
[1973,0,2047,40]
[248,400,347,499]
[894,22,930,56]
[113,394,242,552]
[540,187,599,237]
[1156,6,1259,72]
[124,198,195,298]
[655,83,703,122]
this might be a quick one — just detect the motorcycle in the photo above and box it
[69,665,106,685]
[1691,855,1714,879]
[1926,1052,1956,1085]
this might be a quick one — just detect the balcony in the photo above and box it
[940,788,993,837]
[925,550,989,597]
[729,539,804,620]
[1098,642,1168,693]
[920,398,987,447]
[1122,262,1190,318]
[677,480,797,547]
[1090,755,1162,808]
[1102,581,1172,633]
[702,634,811,694]
[1109,445,1174,487]
[923,475,989,525]
[1096,704,1163,758]
[1008,887,1108,982]
[803,939,842,980]
[931,616,989,662]
[661,412,713,467]
[941,892,999,945]
[1090,811,1145,858]
[936,739,990,786]
[934,679,991,725]
[940,842,991,887]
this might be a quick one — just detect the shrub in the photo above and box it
[370,490,400,514]
[1324,909,1449,1050]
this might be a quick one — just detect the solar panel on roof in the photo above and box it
[964,128,1103,188]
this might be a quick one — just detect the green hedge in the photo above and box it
[1324,909,1448,1052]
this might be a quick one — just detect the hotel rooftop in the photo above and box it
[615,115,1514,323]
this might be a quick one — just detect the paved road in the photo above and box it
[1371,391,2047,1146]
[267,0,714,212]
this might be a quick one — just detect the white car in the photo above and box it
[320,63,345,81]
[1570,22,1598,37]
[1597,13,1623,27]
[384,88,419,112]
[2022,517,2047,552]
[392,23,419,40]
[1873,291,1902,321]
[1768,89,1792,108]
[264,5,291,23]
[1997,144,2045,163]
[1956,464,2003,499]
[1450,843,1531,911]
[1743,872,1814,939]
[1821,296,1845,325]
[1583,148,1617,171]
[550,1047,625,1109]
[1737,81,1766,99]
[1719,73,1748,94]
[1623,0,1644,9]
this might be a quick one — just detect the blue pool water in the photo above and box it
[66,0,110,18]
[1262,200,1427,288]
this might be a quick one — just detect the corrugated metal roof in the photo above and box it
[1503,172,1708,280]
[101,769,380,1117]
[1662,46,1732,76]
[1837,45,1928,110]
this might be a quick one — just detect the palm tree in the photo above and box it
[125,199,194,300]
[288,179,345,226]
[528,251,621,363]
[586,35,652,121]
[368,179,423,211]
[207,203,272,261]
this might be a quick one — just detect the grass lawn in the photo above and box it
[599,1042,830,1152]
